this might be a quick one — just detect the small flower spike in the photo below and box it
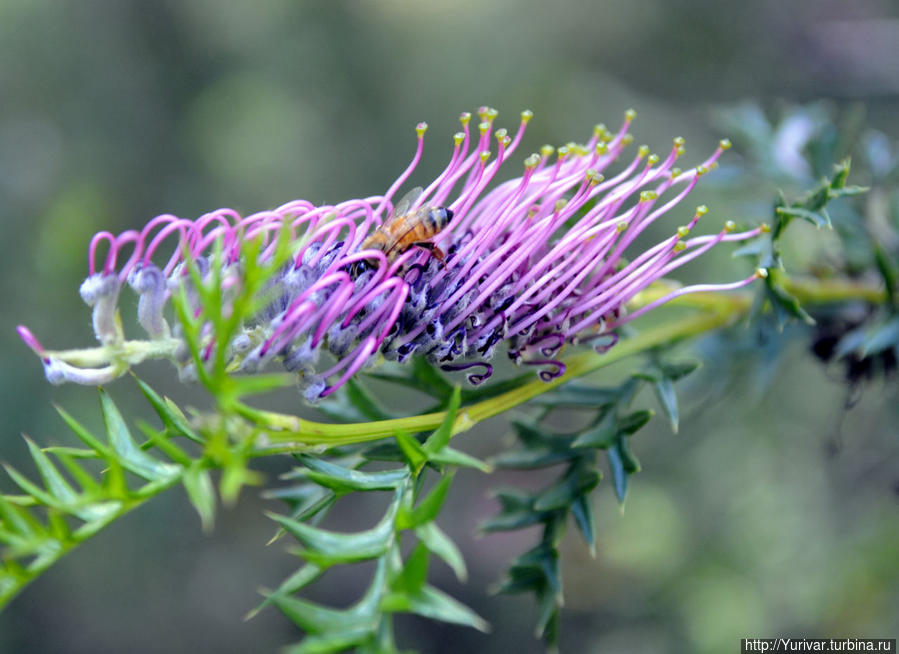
[19,111,763,401]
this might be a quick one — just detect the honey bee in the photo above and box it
[356,187,453,273]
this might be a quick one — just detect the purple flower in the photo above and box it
[19,108,764,401]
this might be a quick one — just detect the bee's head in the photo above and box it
[438,207,454,229]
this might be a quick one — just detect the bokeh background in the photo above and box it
[1,1,897,652]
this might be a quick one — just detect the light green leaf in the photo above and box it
[416,522,467,582]
[395,432,427,474]
[403,585,490,632]
[294,455,408,492]
[99,389,180,482]
[267,491,399,565]
[182,464,216,532]
[23,438,78,506]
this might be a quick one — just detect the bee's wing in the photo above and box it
[390,186,424,219]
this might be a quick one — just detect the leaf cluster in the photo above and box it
[257,386,490,653]
[481,354,697,648]
[0,381,209,609]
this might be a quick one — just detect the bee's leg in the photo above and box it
[412,242,446,268]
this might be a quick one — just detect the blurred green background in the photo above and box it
[1,1,897,652]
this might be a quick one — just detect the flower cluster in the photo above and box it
[18,108,764,401]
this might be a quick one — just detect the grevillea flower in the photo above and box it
[18,108,766,401]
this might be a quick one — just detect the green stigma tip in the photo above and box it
[541,144,555,157]
[595,142,609,155]
[673,136,685,148]
[479,151,491,162]
[755,268,768,279]
[647,153,660,166]
[674,241,686,252]
[696,205,708,215]
[478,121,490,134]
[495,128,508,141]
[416,122,428,136]
[557,145,570,157]
[677,225,690,238]
[524,154,541,168]
[725,220,736,232]
[593,123,607,137]
[555,199,569,211]
[637,144,650,158]
[719,138,732,150]
[521,109,534,122]
[640,190,658,202]
[453,132,465,144]
[616,220,628,232]
[487,107,498,120]
[460,112,471,125]
[671,167,682,178]
[621,134,634,146]
[696,165,708,176]
[760,223,771,233]
[625,108,637,121]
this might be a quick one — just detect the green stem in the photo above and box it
[245,295,748,450]
[235,274,887,452]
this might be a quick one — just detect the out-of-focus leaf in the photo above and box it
[398,475,453,529]
[428,446,491,472]
[653,378,679,432]
[394,432,427,475]
[402,586,489,632]
[572,412,617,449]
[861,316,899,356]
[423,387,460,454]
[182,464,216,531]
[392,542,429,594]
[23,438,78,506]
[533,468,600,512]
[607,435,640,505]
[267,490,399,565]
[99,389,179,481]
[416,522,467,582]
[283,627,374,654]
[776,206,832,229]
[270,592,377,635]
[293,454,408,492]
[344,378,394,421]
[873,242,897,309]
[618,409,653,436]
[571,495,595,552]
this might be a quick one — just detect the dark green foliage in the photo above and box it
[724,105,899,387]
[483,355,696,648]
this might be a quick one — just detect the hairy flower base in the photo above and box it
[19,108,764,401]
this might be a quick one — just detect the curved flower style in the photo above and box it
[18,108,765,401]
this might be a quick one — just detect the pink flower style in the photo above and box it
[18,108,765,401]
